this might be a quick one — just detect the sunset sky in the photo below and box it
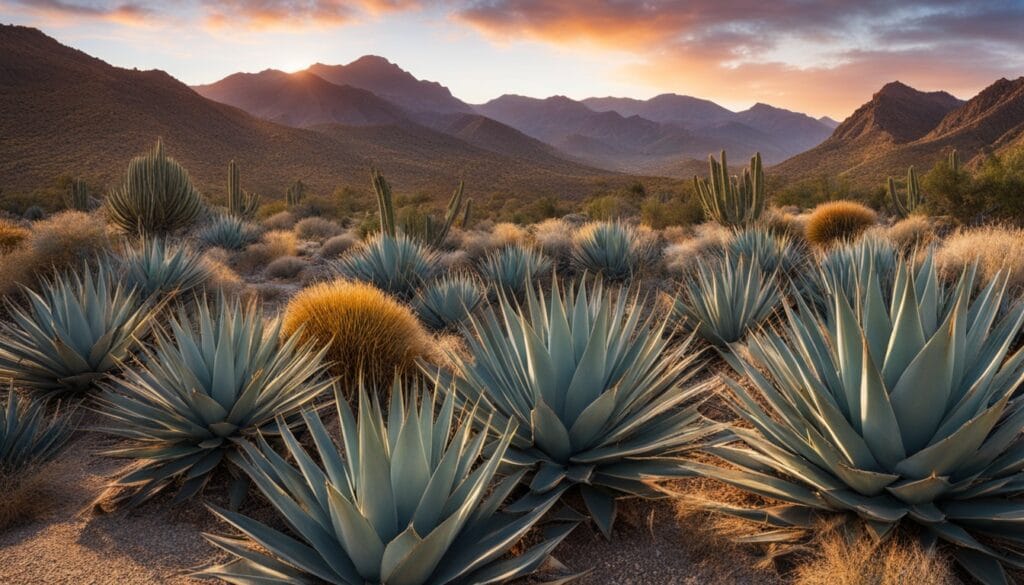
[2,1,1022,119]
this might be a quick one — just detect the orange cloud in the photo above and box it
[4,0,156,26]
[200,0,421,31]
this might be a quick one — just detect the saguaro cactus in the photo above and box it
[693,151,766,227]
[888,165,922,218]
[285,180,304,207]
[65,178,90,211]
[226,160,259,219]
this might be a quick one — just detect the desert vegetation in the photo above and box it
[4,139,1024,585]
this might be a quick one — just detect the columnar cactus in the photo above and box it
[226,160,259,219]
[285,179,304,207]
[693,151,766,227]
[106,140,203,235]
[65,178,90,211]
[888,165,922,218]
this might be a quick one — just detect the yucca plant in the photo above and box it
[693,151,765,227]
[336,232,439,300]
[95,297,332,509]
[692,257,1024,585]
[0,391,73,476]
[118,237,214,301]
[477,244,552,298]
[673,254,782,347]
[106,139,203,236]
[198,382,577,584]
[432,279,715,538]
[723,225,804,277]
[0,263,154,399]
[571,221,651,282]
[413,273,485,331]
[197,214,262,250]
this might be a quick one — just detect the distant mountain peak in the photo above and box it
[305,56,471,114]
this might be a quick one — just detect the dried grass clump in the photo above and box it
[0,211,112,297]
[280,280,433,393]
[793,532,957,585]
[262,230,298,258]
[318,232,359,259]
[0,464,64,530]
[0,219,29,253]
[881,215,935,252]
[533,218,575,259]
[265,256,308,280]
[263,210,297,231]
[935,225,1024,292]
[662,223,730,275]
[201,249,244,295]
[294,216,342,241]
[491,222,529,247]
[805,201,877,247]
[763,208,810,242]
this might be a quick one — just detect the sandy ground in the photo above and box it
[0,425,780,585]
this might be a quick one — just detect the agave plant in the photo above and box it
[673,254,782,347]
[413,273,485,331]
[198,382,577,584]
[197,214,262,250]
[118,237,214,300]
[95,297,332,509]
[432,279,714,537]
[0,391,73,476]
[0,263,154,399]
[723,225,804,277]
[477,244,552,298]
[800,233,899,310]
[693,257,1024,584]
[336,232,439,300]
[571,221,651,282]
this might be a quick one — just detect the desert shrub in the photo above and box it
[640,194,704,229]
[694,256,1024,585]
[318,232,358,258]
[0,392,73,530]
[935,225,1024,293]
[336,232,439,300]
[533,217,576,260]
[196,214,261,250]
[571,220,653,281]
[763,207,809,242]
[478,244,552,298]
[0,262,154,398]
[794,531,957,585]
[261,229,297,259]
[0,219,29,253]
[294,216,342,241]
[673,254,782,346]
[106,140,203,236]
[413,273,485,331]
[262,210,296,230]
[118,237,213,300]
[662,223,730,275]
[198,382,572,584]
[881,215,935,252]
[805,200,877,247]
[0,210,111,297]
[281,280,432,391]
[96,298,331,509]
[264,256,307,280]
[432,279,714,538]
[23,206,45,221]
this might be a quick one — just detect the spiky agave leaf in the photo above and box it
[0,262,154,399]
[673,253,782,347]
[477,244,551,298]
[197,381,577,585]
[197,214,262,251]
[800,233,899,310]
[695,256,1024,585]
[430,278,716,538]
[95,296,333,509]
[571,221,652,282]
[413,273,485,331]
[336,232,439,300]
[0,392,73,476]
[118,237,214,300]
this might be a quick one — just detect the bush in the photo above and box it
[318,232,358,258]
[336,232,439,300]
[106,140,203,236]
[97,297,331,509]
[0,219,29,253]
[261,229,297,259]
[533,217,576,260]
[661,223,731,275]
[196,214,261,250]
[804,200,877,247]
[262,210,296,230]
[882,215,935,252]
[640,194,704,229]
[264,256,307,280]
[935,225,1024,292]
[281,280,432,391]
[294,216,342,241]
[0,210,111,297]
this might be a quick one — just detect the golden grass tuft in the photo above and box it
[533,218,575,258]
[793,532,957,585]
[281,280,433,392]
[935,225,1024,293]
[882,215,935,252]
[662,222,730,275]
[0,463,65,530]
[262,229,298,259]
[0,211,112,297]
[294,217,342,241]
[804,201,877,248]
[0,219,30,253]
[318,232,359,258]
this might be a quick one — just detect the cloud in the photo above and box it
[5,0,156,25]
[451,0,1024,117]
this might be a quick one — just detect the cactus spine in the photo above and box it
[226,160,259,219]
[888,165,922,218]
[106,139,203,236]
[286,180,305,207]
[693,151,766,227]
[66,178,90,211]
